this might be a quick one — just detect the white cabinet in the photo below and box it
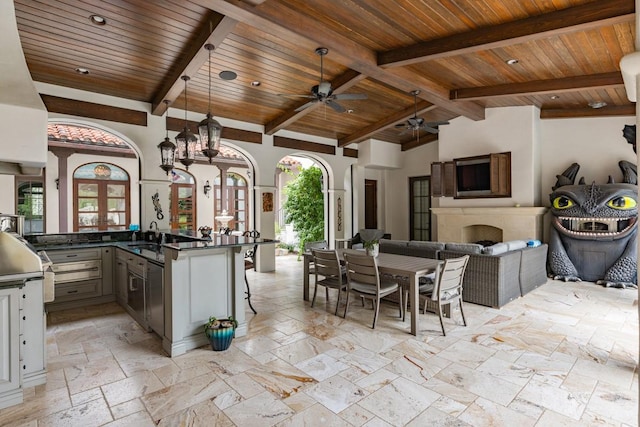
[0,286,21,408]
[20,279,46,387]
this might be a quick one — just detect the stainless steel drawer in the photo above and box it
[52,260,101,283]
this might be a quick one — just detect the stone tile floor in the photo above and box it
[0,254,637,426]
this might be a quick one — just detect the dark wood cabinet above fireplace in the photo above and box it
[431,152,511,199]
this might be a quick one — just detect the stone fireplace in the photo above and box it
[431,207,547,243]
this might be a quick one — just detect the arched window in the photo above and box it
[73,163,130,231]
[214,172,248,231]
[169,169,196,231]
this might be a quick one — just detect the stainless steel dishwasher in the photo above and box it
[126,260,145,328]
[145,261,164,336]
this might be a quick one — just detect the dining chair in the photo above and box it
[242,230,260,314]
[304,240,328,280]
[311,248,347,315]
[420,255,469,336]
[343,252,403,329]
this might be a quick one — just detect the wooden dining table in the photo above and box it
[303,249,442,336]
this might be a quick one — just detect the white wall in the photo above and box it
[437,106,540,207]
[539,116,635,201]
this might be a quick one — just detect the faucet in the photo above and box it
[149,221,158,231]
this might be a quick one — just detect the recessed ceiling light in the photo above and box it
[75,67,90,75]
[588,101,607,109]
[251,81,261,87]
[550,95,559,100]
[89,15,106,25]
[347,109,354,114]
[506,59,519,65]
[219,71,237,81]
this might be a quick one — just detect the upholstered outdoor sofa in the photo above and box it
[379,238,548,309]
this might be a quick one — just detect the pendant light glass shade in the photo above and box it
[198,43,222,163]
[158,100,176,174]
[176,75,197,169]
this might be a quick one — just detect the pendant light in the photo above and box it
[198,43,223,163]
[175,75,197,169]
[158,100,176,174]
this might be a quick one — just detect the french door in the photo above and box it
[170,183,196,230]
[409,176,431,241]
[74,179,129,231]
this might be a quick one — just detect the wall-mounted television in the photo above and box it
[452,152,511,198]
[455,157,492,196]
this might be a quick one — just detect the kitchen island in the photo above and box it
[161,233,271,357]
[27,230,276,358]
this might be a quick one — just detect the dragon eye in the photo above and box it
[607,196,637,210]
[552,196,574,209]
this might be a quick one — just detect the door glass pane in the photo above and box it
[79,198,99,211]
[107,184,126,197]
[79,212,99,226]
[78,184,98,197]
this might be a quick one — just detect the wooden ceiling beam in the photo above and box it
[195,0,485,121]
[339,100,436,147]
[265,69,366,135]
[401,134,438,151]
[150,12,238,116]
[541,104,635,119]
[378,0,634,67]
[451,72,624,101]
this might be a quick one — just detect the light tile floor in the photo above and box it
[1,254,638,426]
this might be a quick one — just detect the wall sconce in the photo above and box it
[203,180,211,198]
[55,178,59,190]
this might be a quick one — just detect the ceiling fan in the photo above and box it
[286,47,367,113]
[395,90,449,139]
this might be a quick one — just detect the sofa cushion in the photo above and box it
[506,240,528,251]
[482,242,509,255]
[408,241,445,251]
[444,242,483,254]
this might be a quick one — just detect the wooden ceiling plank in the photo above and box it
[338,101,436,147]
[150,12,238,116]
[195,0,485,121]
[378,0,634,67]
[451,71,624,101]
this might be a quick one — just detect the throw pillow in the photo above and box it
[482,242,509,255]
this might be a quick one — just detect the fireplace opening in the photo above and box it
[462,224,503,244]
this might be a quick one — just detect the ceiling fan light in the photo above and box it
[318,81,332,97]
[198,113,222,162]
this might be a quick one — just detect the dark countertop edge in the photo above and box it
[39,238,278,252]
[0,271,43,288]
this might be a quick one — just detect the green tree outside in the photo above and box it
[282,165,324,257]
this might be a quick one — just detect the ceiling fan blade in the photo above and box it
[333,93,368,100]
[421,126,440,134]
[394,123,406,129]
[425,120,450,127]
[326,100,346,113]
[294,100,317,112]
[317,81,332,97]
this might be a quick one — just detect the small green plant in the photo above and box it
[204,316,237,331]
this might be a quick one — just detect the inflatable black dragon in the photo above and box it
[548,161,638,289]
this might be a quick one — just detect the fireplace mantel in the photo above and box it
[431,207,548,243]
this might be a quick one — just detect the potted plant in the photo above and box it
[360,229,384,257]
[204,316,238,351]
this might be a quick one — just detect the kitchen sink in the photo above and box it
[127,243,162,251]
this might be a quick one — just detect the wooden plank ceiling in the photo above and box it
[13,0,635,151]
